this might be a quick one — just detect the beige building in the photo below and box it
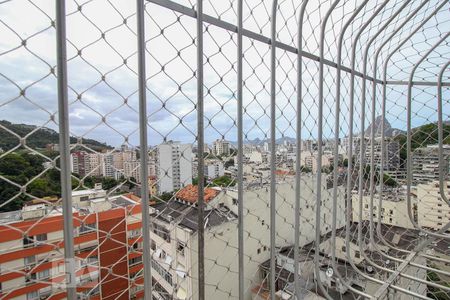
[417,181,450,231]
[212,139,230,156]
[301,152,333,173]
[352,191,415,229]
[148,176,346,300]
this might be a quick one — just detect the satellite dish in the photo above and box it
[326,267,334,278]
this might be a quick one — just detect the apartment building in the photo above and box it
[156,142,193,194]
[301,152,333,173]
[351,190,415,229]
[212,139,230,156]
[142,176,345,300]
[417,180,450,231]
[193,160,225,180]
[252,223,427,300]
[368,138,400,171]
[412,145,450,184]
[204,161,224,179]
[0,190,144,300]
[70,151,102,178]
[148,184,236,300]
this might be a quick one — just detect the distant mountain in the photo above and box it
[0,120,112,151]
[230,136,297,146]
[364,116,405,137]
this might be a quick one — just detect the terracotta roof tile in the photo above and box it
[175,184,219,204]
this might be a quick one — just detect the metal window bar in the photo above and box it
[0,1,449,300]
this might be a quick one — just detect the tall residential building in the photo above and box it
[412,145,450,184]
[102,153,116,178]
[156,142,193,194]
[367,137,400,171]
[0,191,144,300]
[212,139,230,156]
[352,137,400,170]
[71,151,102,177]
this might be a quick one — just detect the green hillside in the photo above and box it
[0,120,112,152]
[394,122,450,163]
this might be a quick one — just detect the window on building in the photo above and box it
[355,251,360,258]
[129,229,141,238]
[152,223,170,242]
[23,236,34,247]
[132,242,140,250]
[36,234,47,242]
[24,255,36,266]
[257,248,261,254]
[150,239,156,250]
[80,196,89,201]
[129,256,143,266]
[151,260,173,286]
[38,269,50,280]
[79,222,96,234]
[177,241,186,256]
[26,273,37,284]
[27,291,38,300]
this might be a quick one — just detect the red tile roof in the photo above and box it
[176,184,219,204]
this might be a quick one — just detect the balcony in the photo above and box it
[0,0,449,300]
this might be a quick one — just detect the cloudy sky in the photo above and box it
[0,0,448,148]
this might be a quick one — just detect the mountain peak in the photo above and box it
[364,116,403,137]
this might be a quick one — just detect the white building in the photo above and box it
[157,142,193,193]
[204,160,225,179]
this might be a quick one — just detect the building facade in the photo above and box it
[156,142,193,194]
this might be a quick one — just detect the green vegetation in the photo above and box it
[427,270,450,300]
[300,166,312,173]
[394,122,450,166]
[211,175,235,187]
[0,151,127,212]
[0,152,66,212]
[224,159,234,168]
[362,165,398,187]
[0,120,111,152]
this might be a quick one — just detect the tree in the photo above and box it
[382,174,398,187]
[224,159,234,168]
[192,177,207,186]
[212,175,235,187]
[300,166,311,173]
[0,153,30,176]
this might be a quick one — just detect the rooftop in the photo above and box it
[175,184,220,204]
[152,199,236,232]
